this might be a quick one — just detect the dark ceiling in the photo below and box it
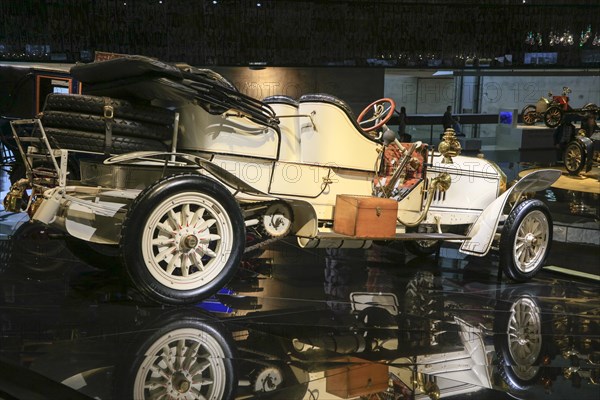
[1,0,599,67]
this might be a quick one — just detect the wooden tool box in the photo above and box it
[333,195,398,238]
[325,357,389,398]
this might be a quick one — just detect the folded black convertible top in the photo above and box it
[70,55,278,130]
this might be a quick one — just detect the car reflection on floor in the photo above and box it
[0,171,599,400]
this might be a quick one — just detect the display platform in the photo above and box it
[494,124,557,163]
[0,169,599,400]
[519,166,600,194]
[495,124,555,149]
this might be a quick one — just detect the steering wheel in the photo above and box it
[357,98,396,132]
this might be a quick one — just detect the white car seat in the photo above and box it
[263,96,301,162]
[298,94,380,171]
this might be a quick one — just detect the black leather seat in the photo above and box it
[263,95,299,108]
[299,94,354,117]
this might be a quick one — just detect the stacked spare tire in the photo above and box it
[40,94,174,154]
[36,55,278,156]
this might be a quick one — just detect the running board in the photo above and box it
[314,232,471,241]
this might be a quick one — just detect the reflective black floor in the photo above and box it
[1,169,599,400]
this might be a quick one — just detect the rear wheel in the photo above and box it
[564,141,586,175]
[120,174,245,304]
[114,315,236,400]
[521,105,537,125]
[499,200,551,281]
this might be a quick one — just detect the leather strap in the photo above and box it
[102,97,114,155]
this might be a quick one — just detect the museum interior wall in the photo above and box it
[1,0,599,69]
[2,0,598,149]
[1,60,597,151]
[210,65,600,146]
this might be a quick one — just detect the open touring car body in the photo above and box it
[4,55,560,304]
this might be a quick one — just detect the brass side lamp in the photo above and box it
[438,128,462,164]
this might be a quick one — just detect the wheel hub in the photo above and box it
[516,327,530,345]
[183,234,199,250]
[174,226,205,253]
[525,233,537,247]
[171,372,191,394]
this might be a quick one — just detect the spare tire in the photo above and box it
[44,94,175,126]
[41,111,172,141]
[43,127,168,154]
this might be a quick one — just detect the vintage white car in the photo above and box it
[4,56,561,304]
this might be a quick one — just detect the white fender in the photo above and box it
[108,151,320,237]
[64,200,126,244]
[460,169,561,257]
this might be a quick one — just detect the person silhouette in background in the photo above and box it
[397,106,411,142]
[441,105,464,139]
[442,105,456,131]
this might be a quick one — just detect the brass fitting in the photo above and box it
[438,128,462,164]
[397,172,451,227]
[29,196,44,218]
[2,179,28,213]
[435,172,452,192]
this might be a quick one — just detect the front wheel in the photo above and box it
[405,239,440,256]
[543,106,563,128]
[499,199,552,282]
[120,174,245,305]
[405,225,441,256]
[494,294,545,391]
[564,141,586,175]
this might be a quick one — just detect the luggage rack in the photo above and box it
[10,118,71,188]
[10,111,182,191]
